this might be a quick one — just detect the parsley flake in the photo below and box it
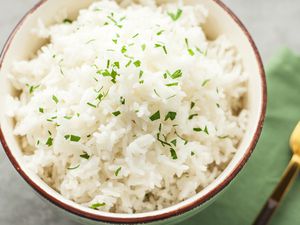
[165,111,177,121]
[80,151,90,160]
[167,9,183,21]
[170,148,178,159]
[90,202,106,209]
[112,111,121,116]
[115,167,122,176]
[149,111,160,121]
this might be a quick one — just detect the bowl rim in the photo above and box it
[0,0,267,223]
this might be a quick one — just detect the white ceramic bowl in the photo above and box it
[0,0,266,224]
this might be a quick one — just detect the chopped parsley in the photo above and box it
[190,102,195,109]
[218,135,229,139]
[184,38,195,56]
[149,110,160,121]
[52,95,59,104]
[114,61,120,69]
[87,102,97,108]
[46,137,53,147]
[169,69,182,79]
[216,103,220,108]
[65,135,81,142]
[133,60,141,67]
[170,148,178,159]
[39,108,44,113]
[132,33,139,38]
[67,164,80,170]
[202,79,210,87]
[193,126,209,135]
[191,151,195,156]
[125,60,132,67]
[154,89,161,97]
[115,167,122,176]
[120,96,125,105]
[107,14,123,28]
[167,9,183,21]
[156,30,165,35]
[154,43,168,54]
[165,111,177,121]
[112,39,117,44]
[90,202,106,209]
[80,151,90,160]
[171,139,177,146]
[188,114,198,120]
[112,111,121,116]
[121,45,127,53]
[165,82,178,87]
[141,44,146,51]
[27,84,40,94]
[63,18,72,24]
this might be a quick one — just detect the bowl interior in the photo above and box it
[0,0,265,221]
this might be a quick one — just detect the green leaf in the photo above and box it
[39,108,44,113]
[67,164,80,170]
[167,9,182,21]
[188,114,198,120]
[133,60,141,67]
[115,167,122,176]
[149,111,160,121]
[80,151,90,160]
[90,202,106,209]
[46,137,53,147]
[202,79,210,87]
[112,111,121,116]
[165,111,177,121]
[165,82,178,87]
[170,148,178,159]
[52,95,59,104]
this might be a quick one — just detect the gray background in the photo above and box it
[0,0,299,224]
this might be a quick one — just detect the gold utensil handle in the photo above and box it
[252,154,300,225]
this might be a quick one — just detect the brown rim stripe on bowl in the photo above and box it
[0,0,267,223]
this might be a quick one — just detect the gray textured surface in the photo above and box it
[0,0,299,224]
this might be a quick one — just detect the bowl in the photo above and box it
[0,0,267,224]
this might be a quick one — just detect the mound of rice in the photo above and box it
[6,0,248,213]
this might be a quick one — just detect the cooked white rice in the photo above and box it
[6,0,248,213]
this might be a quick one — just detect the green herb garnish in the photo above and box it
[193,126,209,135]
[202,79,210,87]
[90,202,106,209]
[112,111,121,116]
[121,46,127,53]
[218,135,229,139]
[46,137,53,147]
[165,82,178,87]
[188,114,198,120]
[170,148,178,159]
[80,151,90,160]
[65,135,81,142]
[115,167,122,176]
[67,164,80,170]
[169,70,182,79]
[39,108,44,113]
[154,43,167,54]
[87,102,97,108]
[167,9,182,21]
[132,33,139,38]
[156,30,165,35]
[52,95,59,104]
[63,18,72,24]
[141,44,146,51]
[133,60,141,67]
[149,111,160,121]
[165,111,177,121]
[120,96,125,105]
[171,139,177,146]
[190,102,195,109]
